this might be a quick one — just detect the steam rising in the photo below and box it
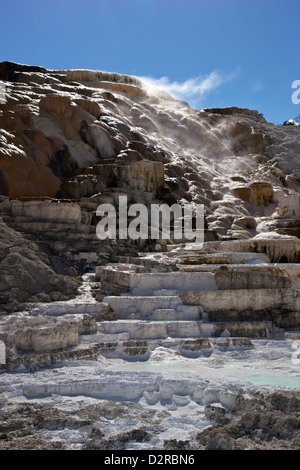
[138,69,240,105]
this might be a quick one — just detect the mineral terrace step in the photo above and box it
[179,288,300,312]
[178,267,292,290]
[167,239,300,263]
[177,263,298,289]
[284,331,300,340]
[91,336,256,360]
[102,295,201,320]
[177,263,300,273]
[152,309,179,320]
[4,217,92,235]
[31,302,104,316]
[98,262,298,299]
[134,307,204,321]
[178,251,271,265]
[129,271,217,295]
[103,287,300,320]
[97,320,274,339]
[152,289,178,296]
[201,310,300,328]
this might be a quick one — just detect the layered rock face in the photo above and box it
[1,61,300,312]
[1,61,300,241]
[0,214,81,313]
[1,60,300,365]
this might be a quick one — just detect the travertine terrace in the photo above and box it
[0,61,300,450]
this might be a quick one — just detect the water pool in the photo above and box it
[105,360,300,389]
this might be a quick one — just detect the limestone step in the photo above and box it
[166,243,196,251]
[177,262,300,288]
[102,295,201,320]
[98,261,298,299]
[97,339,151,359]
[6,343,101,371]
[179,288,300,313]
[167,239,300,263]
[3,216,92,234]
[31,302,104,316]
[151,308,191,320]
[284,331,300,340]
[88,335,255,350]
[177,263,300,274]
[177,264,294,290]
[97,320,274,339]
[129,271,217,295]
[178,251,271,265]
[152,289,178,296]
[92,336,255,359]
[201,310,300,329]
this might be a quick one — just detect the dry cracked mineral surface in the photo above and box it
[1,61,300,450]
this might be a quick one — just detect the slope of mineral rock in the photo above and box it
[0,61,300,242]
[1,62,300,451]
[0,215,81,313]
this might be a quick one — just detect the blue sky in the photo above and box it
[1,0,299,124]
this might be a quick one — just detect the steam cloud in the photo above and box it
[138,69,240,106]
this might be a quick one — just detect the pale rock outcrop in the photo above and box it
[0,218,81,313]
[249,182,274,206]
[39,95,72,116]
[13,319,79,353]
[10,199,82,223]
[232,182,273,206]
[82,122,117,159]
[74,99,101,119]
[1,60,300,246]
[232,216,257,229]
[179,252,270,265]
[179,288,299,313]
[277,194,300,217]
[0,313,97,356]
[62,159,164,199]
[116,160,164,192]
[199,239,300,263]
[203,107,266,122]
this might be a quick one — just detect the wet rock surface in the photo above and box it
[196,391,300,450]
[1,388,300,450]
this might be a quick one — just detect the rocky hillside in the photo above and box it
[1,61,300,231]
[0,60,300,312]
[1,62,300,451]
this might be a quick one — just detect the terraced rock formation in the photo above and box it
[0,61,300,450]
